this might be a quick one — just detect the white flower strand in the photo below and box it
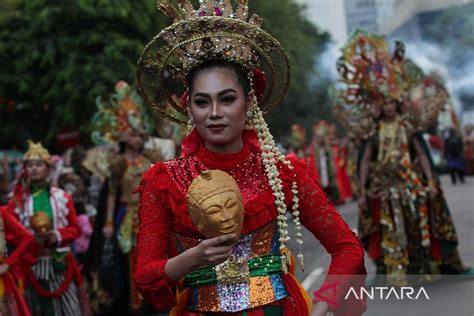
[248,95,305,272]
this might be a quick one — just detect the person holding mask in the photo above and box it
[134,2,366,315]
[7,141,83,316]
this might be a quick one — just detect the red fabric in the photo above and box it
[430,237,442,261]
[305,144,321,184]
[56,192,81,247]
[428,135,444,151]
[367,198,382,260]
[1,207,36,267]
[0,208,36,316]
[281,274,309,316]
[135,130,366,313]
[2,272,30,316]
[333,145,353,201]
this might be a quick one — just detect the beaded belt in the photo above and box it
[184,255,283,288]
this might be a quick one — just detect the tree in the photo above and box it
[251,0,331,138]
[0,0,167,149]
[0,0,329,149]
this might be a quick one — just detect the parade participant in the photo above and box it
[464,124,474,174]
[328,124,353,203]
[87,80,160,314]
[144,116,177,161]
[288,124,306,158]
[343,134,361,198]
[7,141,85,315]
[0,206,37,316]
[333,29,468,285]
[444,128,466,185]
[306,121,341,202]
[134,1,366,315]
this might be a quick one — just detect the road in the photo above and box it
[291,175,474,316]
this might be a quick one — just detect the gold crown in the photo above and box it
[23,141,52,165]
[137,0,290,125]
[158,0,263,80]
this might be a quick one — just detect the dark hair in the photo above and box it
[188,59,250,96]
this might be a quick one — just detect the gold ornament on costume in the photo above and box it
[30,212,52,237]
[23,141,52,165]
[137,0,290,124]
[186,170,244,239]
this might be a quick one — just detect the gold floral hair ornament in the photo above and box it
[91,81,151,145]
[136,0,291,124]
[23,141,52,165]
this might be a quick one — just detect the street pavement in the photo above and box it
[291,175,474,316]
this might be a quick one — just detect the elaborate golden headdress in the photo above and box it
[136,0,291,124]
[332,28,448,139]
[23,141,52,165]
[91,81,151,145]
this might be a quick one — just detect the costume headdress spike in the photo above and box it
[23,140,52,165]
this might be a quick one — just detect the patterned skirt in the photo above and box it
[27,254,82,316]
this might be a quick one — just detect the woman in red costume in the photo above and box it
[0,206,37,316]
[135,1,366,315]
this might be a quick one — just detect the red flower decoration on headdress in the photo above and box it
[253,68,267,99]
[179,91,189,108]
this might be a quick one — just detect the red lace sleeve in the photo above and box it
[287,156,367,315]
[134,163,178,311]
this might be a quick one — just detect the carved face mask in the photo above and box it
[30,212,52,237]
[187,170,244,239]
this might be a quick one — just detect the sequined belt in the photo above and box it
[177,221,289,313]
[184,255,288,313]
[184,255,282,288]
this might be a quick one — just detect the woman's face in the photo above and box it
[25,160,50,182]
[189,68,250,153]
[125,129,145,151]
[382,101,398,119]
